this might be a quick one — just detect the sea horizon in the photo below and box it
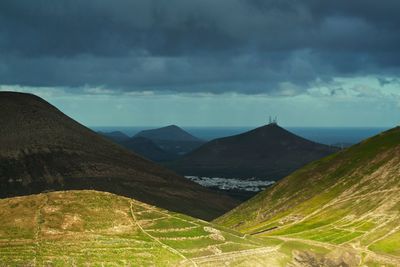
[91,125,390,146]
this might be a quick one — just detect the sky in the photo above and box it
[0,0,399,127]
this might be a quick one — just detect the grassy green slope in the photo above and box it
[0,190,285,266]
[215,127,400,266]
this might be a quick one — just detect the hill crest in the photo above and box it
[167,123,338,180]
[135,125,202,142]
[0,190,285,266]
[135,125,204,155]
[0,92,237,220]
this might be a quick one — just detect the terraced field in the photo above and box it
[273,193,400,247]
[216,127,400,266]
[255,187,400,266]
[0,190,285,266]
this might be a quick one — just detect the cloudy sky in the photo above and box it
[1,0,399,127]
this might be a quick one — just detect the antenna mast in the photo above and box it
[268,115,278,125]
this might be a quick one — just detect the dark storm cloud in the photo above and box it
[0,0,399,94]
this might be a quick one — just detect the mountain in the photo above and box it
[99,131,177,162]
[167,123,339,180]
[98,131,130,144]
[121,136,178,162]
[215,127,400,266]
[0,190,285,266]
[0,92,237,220]
[136,125,202,142]
[135,125,205,155]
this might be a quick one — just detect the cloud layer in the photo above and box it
[1,0,399,94]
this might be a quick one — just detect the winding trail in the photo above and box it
[33,194,49,265]
[274,236,400,266]
[129,202,198,267]
[186,247,278,265]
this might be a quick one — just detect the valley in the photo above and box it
[185,176,275,192]
[1,1,399,265]
[0,93,399,266]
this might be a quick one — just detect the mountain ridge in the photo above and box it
[135,125,205,156]
[0,92,237,220]
[122,136,178,162]
[135,125,203,142]
[167,123,339,180]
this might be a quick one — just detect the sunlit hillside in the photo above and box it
[216,127,400,266]
[0,190,286,266]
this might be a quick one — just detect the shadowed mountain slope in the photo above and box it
[135,125,205,155]
[98,131,130,144]
[122,136,178,162]
[0,92,237,220]
[99,131,177,162]
[136,125,202,142]
[216,127,400,265]
[168,124,338,180]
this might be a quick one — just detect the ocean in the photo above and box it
[92,126,390,146]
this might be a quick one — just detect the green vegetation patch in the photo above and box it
[355,221,377,232]
[149,226,209,238]
[369,230,400,256]
[43,191,133,232]
[162,236,225,249]
[290,227,363,244]
[0,242,36,262]
[272,220,331,236]
[180,249,215,258]
[339,219,377,232]
[217,242,259,253]
[330,231,364,244]
[135,210,167,220]
[0,190,287,266]
[145,217,196,230]
[360,218,400,247]
[0,195,44,240]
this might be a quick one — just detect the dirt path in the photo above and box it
[33,194,49,265]
[134,202,202,227]
[129,202,198,267]
[275,236,400,266]
[257,186,400,237]
[185,246,278,265]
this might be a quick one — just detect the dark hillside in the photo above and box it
[168,123,338,180]
[0,92,238,220]
[121,136,178,162]
[135,125,205,155]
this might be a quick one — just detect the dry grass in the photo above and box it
[0,190,282,266]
